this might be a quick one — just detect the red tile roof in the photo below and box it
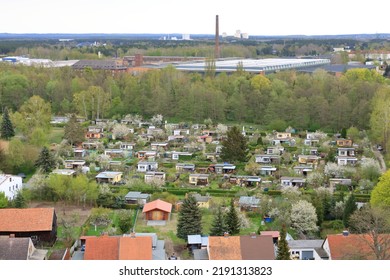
[0,208,55,232]
[326,233,390,260]
[208,236,242,260]
[240,235,275,260]
[260,231,280,239]
[142,199,172,213]
[83,235,153,260]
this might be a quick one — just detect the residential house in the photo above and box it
[238,196,260,211]
[124,191,151,206]
[260,231,280,245]
[328,178,352,190]
[151,142,169,151]
[73,148,87,158]
[137,161,158,172]
[229,175,261,187]
[82,141,100,150]
[0,208,57,246]
[51,169,76,176]
[171,151,193,160]
[191,193,211,208]
[95,171,123,184]
[293,165,313,176]
[136,150,157,161]
[337,148,355,157]
[298,155,320,167]
[176,163,195,173]
[0,174,23,200]
[209,163,236,174]
[82,234,153,260]
[198,135,213,143]
[173,129,190,136]
[266,146,284,155]
[336,138,353,147]
[144,172,166,185]
[108,160,123,171]
[322,232,390,260]
[189,174,210,186]
[104,149,125,158]
[255,154,281,164]
[304,132,320,147]
[336,156,358,166]
[280,177,306,187]
[187,234,208,252]
[85,126,104,139]
[259,166,277,176]
[207,234,275,260]
[0,236,48,260]
[142,199,172,221]
[288,240,329,260]
[120,142,136,150]
[275,132,291,139]
[64,159,86,169]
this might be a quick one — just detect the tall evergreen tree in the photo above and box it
[276,225,291,260]
[35,146,56,174]
[13,191,27,208]
[220,126,247,162]
[209,205,227,236]
[64,114,85,146]
[343,194,357,228]
[176,194,202,240]
[1,107,15,140]
[225,199,240,235]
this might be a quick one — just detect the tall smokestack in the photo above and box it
[215,15,220,59]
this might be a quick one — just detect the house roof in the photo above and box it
[240,235,275,260]
[0,237,30,260]
[95,171,122,179]
[188,234,202,244]
[0,208,55,232]
[83,235,153,260]
[260,231,280,239]
[208,236,242,260]
[239,196,260,206]
[142,199,172,213]
[193,248,209,260]
[288,239,324,249]
[325,233,390,260]
[125,191,150,200]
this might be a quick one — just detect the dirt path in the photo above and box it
[371,146,387,173]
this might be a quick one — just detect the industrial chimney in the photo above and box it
[215,15,220,59]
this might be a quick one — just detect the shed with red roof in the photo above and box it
[142,199,172,221]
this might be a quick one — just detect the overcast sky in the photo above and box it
[1,0,388,36]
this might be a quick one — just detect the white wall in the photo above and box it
[0,175,23,200]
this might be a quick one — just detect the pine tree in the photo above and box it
[64,114,84,146]
[220,126,247,162]
[225,199,240,235]
[276,225,291,260]
[13,191,27,208]
[343,194,357,228]
[1,107,15,140]
[35,146,56,174]
[209,205,227,236]
[176,194,202,240]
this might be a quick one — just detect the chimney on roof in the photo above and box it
[223,232,229,238]
[342,230,349,237]
[250,232,257,239]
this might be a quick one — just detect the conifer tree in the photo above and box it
[276,225,291,260]
[176,194,202,240]
[343,194,357,228]
[225,199,240,235]
[13,191,27,208]
[209,205,227,236]
[35,146,56,174]
[1,107,15,140]
[220,126,247,162]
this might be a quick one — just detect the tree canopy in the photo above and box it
[176,194,202,240]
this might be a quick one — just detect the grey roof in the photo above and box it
[125,191,150,200]
[288,239,324,249]
[72,59,127,70]
[239,196,260,206]
[193,248,209,260]
[188,235,202,244]
[192,193,210,203]
[153,240,166,260]
[0,237,29,260]
[201,236,208,246]
[314,247,329,259]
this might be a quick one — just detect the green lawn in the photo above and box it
[48,127,65,144]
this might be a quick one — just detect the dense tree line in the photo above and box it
[1,63,388,134]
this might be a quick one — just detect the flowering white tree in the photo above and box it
[216,123,228,135]
[123,114,142,125]
[281,186,301,202]
[112,124,130,140]
[331,201,345,220]
[98,154,111,170]
[306,171,325,188]
[151,114,164,126]
[290,200,318,234]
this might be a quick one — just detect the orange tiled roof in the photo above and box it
[119,236,153,260]
[84,235,119,260]
[0,208,55,232]
[83,235,153,260]
[326,233,390,260]
[208,236,242,260]
[142,199,172,213]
